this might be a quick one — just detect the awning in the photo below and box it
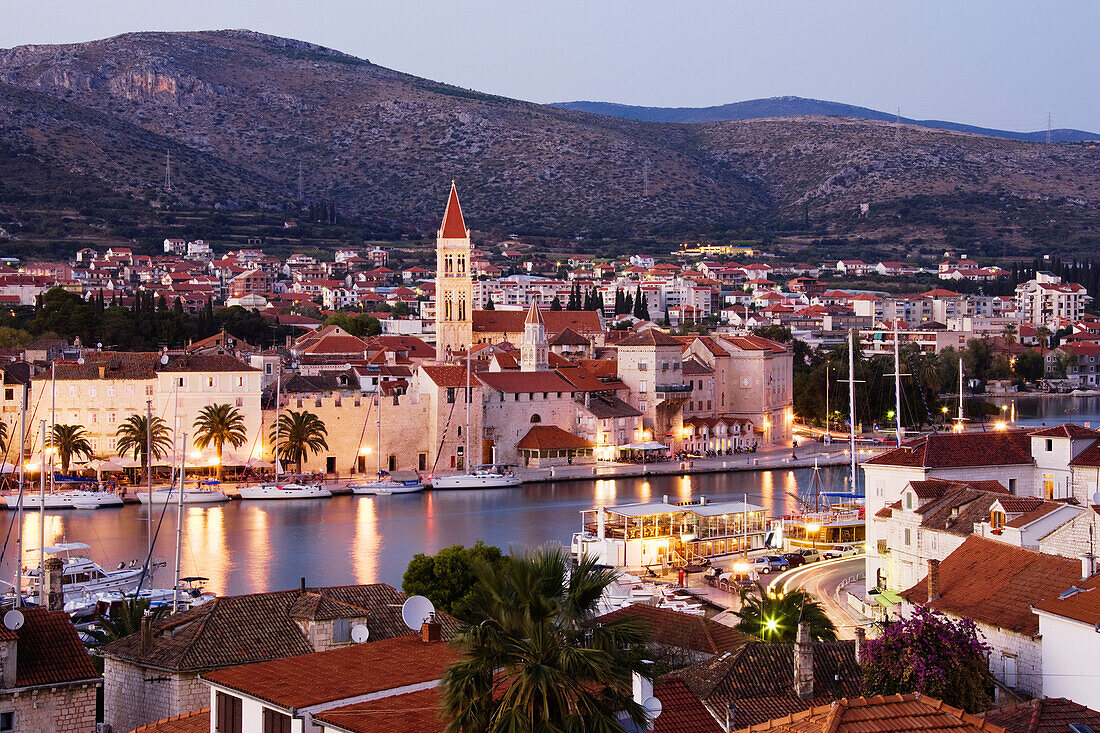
[621,441,669,451]
[874,590,904,608]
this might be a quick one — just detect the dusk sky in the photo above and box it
[5,0,1098,132]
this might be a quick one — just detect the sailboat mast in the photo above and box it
[376,390,382,478]
[848,331,857,495]
[958,357,964,427]
[173,432,187,613]
[14,385,25,605]
[38,419,46,607]
[893,320,903,447]
[824,361,829,440]
[464,350,471,471]
[274,362,281,480]
[146,400,153,558]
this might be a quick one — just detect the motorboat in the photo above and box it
[430,468,522,489]
[18,542,151,599]
[349,477,424,495]
[136,486,229,504]
[67,577,216,621]
[4,490,123,510]
[237,482,332,500]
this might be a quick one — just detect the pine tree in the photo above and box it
[624,290,634,316]
[583,289,592,311]
[550,296,562,311]
[485,295,495,310]
[614,288,624,315]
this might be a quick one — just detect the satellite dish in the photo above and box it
[76,357,85,365]
[401,595,436,631]
[1092,492,1100,506]
[642,696,662,720]
[160,353,169,365]
[4,610,24,631]
[351,624,370,643]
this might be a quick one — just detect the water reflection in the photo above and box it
[0,466,848,594]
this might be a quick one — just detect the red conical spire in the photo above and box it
[439,181,468,239]
[525,300,544,325]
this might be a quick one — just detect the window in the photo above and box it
[178,377,185,388]
[1046,439,1053,452]
[262,708,292,733]
[2,389,10,401]
[1009,478,1017,493]
[640,381,648,393]
[638,362,648,371]
[332,618,351,643]
[237,377,244,387]
[904,529,911,546]
[266,363,273,374]
[88,385,97,397]
[215,692,243,733]
[107,385,116,397]
[0,711,12,731]
[69,386,77,397]
[447,387,455,403]
[905,492,913,510]
[208,377,216,388]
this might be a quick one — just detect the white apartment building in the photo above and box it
[1016,276,1089,328]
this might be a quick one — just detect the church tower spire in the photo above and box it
[435,182,474,361]
[520,301,548,372]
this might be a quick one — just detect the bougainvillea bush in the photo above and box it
[862,607,992,713]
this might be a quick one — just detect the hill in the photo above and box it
[0,31,1098,257]
[552,97,1100,143]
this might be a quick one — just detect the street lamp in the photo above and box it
[806,523,820,550]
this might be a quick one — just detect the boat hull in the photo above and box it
[136,489,229,504]
[430,473,522,489]
[349,481,424,495]
[237,483,332,500]
[5,491,124,509]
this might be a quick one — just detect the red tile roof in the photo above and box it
[985,697,1100,733]
[899,536,1080,636]
[1031,571,1100,625]
[516,425,595,450]
[203,635,457,710]
[655,679,723,733]
[1028,424,1100,439]
[736,694,1008,732]
[617,329,684,347]
[317,687,445,733]
[439,182,468,239]
[593,603,752,656]
[864,431,1033,468]
[1068,440,1100,467]
[421,365,482,388]
[476,370,574,393]
[130,708,211,733]
[12,606,99,687]
[1003,500,1067,528]
[473,310,602,336]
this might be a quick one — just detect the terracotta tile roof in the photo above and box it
[516,425,595,451]
[316,687,445,733]
[654,679,724,733]
[161,354,258,372]
[103,584,456,672]
[1027,424,1100,439]
[579,358,619,378]
[473,310,602,336]
[736,694,1009,732]
[12,606,99,687]
[288,592,371,621]
[617,329,684,347]
[864,431,1033,468]
[37,352,160,380]
[668,640,860,728]
[994,496,1046,513]
[985,697,1100,733]
[548,327,590,346]
[582,394,643,420]
[1031,571,1100,625]
[899,536,1081,636]
[555,365,621,392]
[203,635,457,710]
[1068,440,1100,467]
[593,603,753,656]
[723,335,788,354]
[130,708,210,733]
[477,370,574,393]
[875,500,901,518]
[421,365,482,388]
[364,335,436,360]
[918,489,1011,537]
[1003,500,1067,528]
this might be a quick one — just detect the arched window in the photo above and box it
[530,414,542,423]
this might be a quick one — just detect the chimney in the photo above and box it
[421,619,441,643]
[854,627,866,665]
[0,629,16,689]
[794,621,814,699]
[1081,555,1096,580]
[300,576,307,593]
[927,559,941,602]
[43,557,64,612]
[140,611,153,655]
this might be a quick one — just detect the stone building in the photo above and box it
[614,328,690,453]
[101,583,457,733]
[434,183,474,360]
[0,605,100,733]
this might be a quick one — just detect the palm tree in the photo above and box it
[192,404,248,480]
[733,582,837,642]
[115,414,172,476]
[48,424,93,474]
[270,410,328,473]
[442,547,651,733]
[0,421,7,456]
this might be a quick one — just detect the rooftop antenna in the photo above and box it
[164,149,172,192]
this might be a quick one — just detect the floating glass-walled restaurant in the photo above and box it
[571,496,768,570]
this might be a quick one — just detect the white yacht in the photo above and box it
[430,468,522,489]
[237,482,332,500]
[66,577,216,620]
[349,474,424,495]
[136,486,229,504]
[4,490,124,510]
[19,543,149,599]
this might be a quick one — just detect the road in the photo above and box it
[766,556,866,639]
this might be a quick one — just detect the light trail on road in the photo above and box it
[765,556,866,639]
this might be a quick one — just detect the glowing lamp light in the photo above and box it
[763,419,771,429]
[806,523,820,534]
[887,410,895,419]
[994,421,1006,431]
[207,456,220,466]
[681,427,692,439]
[941,406,949,414]
[733,561,750,574]
[764,617,781,635]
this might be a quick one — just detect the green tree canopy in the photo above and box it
[402,542,506,622]
[193,404,248,480]
[271,409,328,473]
[115,414,173,473]
[48,424,93,474]
[733,583,837,642]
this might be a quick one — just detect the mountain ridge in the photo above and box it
[0,30,1097,256]
[551,97,1099,143]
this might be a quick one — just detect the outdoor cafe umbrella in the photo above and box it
[220,453,249,467]
[245,458,273,469]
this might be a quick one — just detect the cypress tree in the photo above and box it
[550,296,562,311]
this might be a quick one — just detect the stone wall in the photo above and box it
[104,658,205,733]
[0,683,98,733]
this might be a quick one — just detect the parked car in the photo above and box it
[751,555,789,574]
[823,544,861,559]
[781,552,805,568]
[797,548,823,564]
